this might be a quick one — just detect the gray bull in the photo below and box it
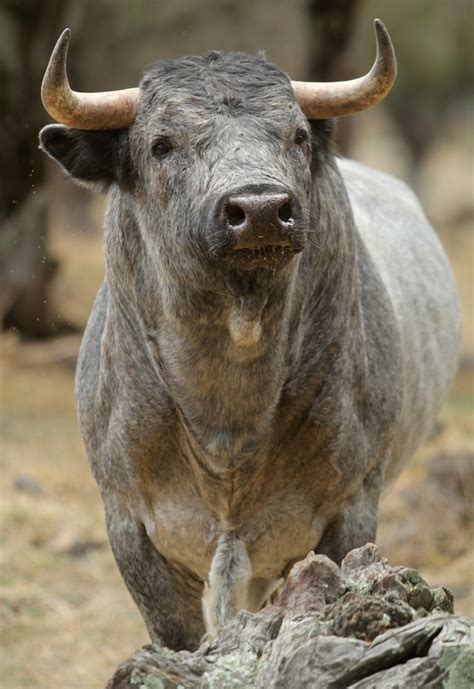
[39,21,461,651]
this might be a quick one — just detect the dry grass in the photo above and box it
[1,229,147,688]
[0,349,147,688]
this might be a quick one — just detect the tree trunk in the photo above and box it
[0,0,71,337]
[305,0,361,155]
[105,544,472,688]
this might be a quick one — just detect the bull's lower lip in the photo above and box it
[223,244,303,269]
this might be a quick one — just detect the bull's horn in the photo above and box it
[41,28,139,130]
[292,19,397,119]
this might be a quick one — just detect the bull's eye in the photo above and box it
[294,128,309,146]
[151,137,173,159]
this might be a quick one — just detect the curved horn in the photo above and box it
[41,29,139,130]
[292,19,397,119]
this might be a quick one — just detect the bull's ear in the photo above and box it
[39,124,132,190]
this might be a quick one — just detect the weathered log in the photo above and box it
[105,544,473,688]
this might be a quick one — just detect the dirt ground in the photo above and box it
[1,123,473,686]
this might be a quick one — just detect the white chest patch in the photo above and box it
[228,304,263,347]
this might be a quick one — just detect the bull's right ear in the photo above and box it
[39,124,132,190]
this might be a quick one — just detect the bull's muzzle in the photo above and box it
[225,193,295,251]
[214,186,306,269]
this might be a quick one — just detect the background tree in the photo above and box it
[305,0,361,154]
[0,0,72,337]
[359,0,474,190]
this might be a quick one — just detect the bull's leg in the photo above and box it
[316,472,383,565]
[105,500,205,651]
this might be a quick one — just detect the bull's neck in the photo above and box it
[144,270,300,463]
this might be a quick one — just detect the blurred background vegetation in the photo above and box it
[0,0,472,686]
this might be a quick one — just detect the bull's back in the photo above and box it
[338,158,461,480]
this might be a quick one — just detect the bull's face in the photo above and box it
[41,53,328,289]
[128,54,322,281]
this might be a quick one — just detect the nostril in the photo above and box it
[226,203,246,227]
[278,201,293,223]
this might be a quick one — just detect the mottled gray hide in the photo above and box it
[39,51,461,651]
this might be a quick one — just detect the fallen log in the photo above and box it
[106,544,473,688]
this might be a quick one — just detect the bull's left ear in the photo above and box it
[39,124,132,190]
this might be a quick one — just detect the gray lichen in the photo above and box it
[439,645,474,689]
[202,652,258,689]
[130,667,166,689]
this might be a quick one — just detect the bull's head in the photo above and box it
[39,21,396,286]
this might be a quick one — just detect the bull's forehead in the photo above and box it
[137,51,298,126]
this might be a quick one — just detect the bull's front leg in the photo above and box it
[105,497,205,651]
[315,471,383,565]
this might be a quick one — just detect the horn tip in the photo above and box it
[373,17,397,76]
[41,28,73,117]
[59,28,71,43]
[373,18,388,39]
[47,28,71,65]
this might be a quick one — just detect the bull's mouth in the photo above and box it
[224,243,304,269]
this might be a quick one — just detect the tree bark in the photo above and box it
[305,0,360,82]
[305,0,361,156]
[105,544,473,688]
[0,0,70,337]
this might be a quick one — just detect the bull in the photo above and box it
[39,20,461,651]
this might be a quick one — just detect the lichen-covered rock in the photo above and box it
[327,591,414,641]
[106,545,473,689]
[275,552,346,617]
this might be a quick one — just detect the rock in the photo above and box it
[50,528,105,559]
[105,544,473,689]
[327,591,414,641]
[275,552,345,617]
[63,539,105,559]
[14,474,44,496]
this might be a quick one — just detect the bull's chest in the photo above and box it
[137,433,345,634]
[142,483,324,584]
